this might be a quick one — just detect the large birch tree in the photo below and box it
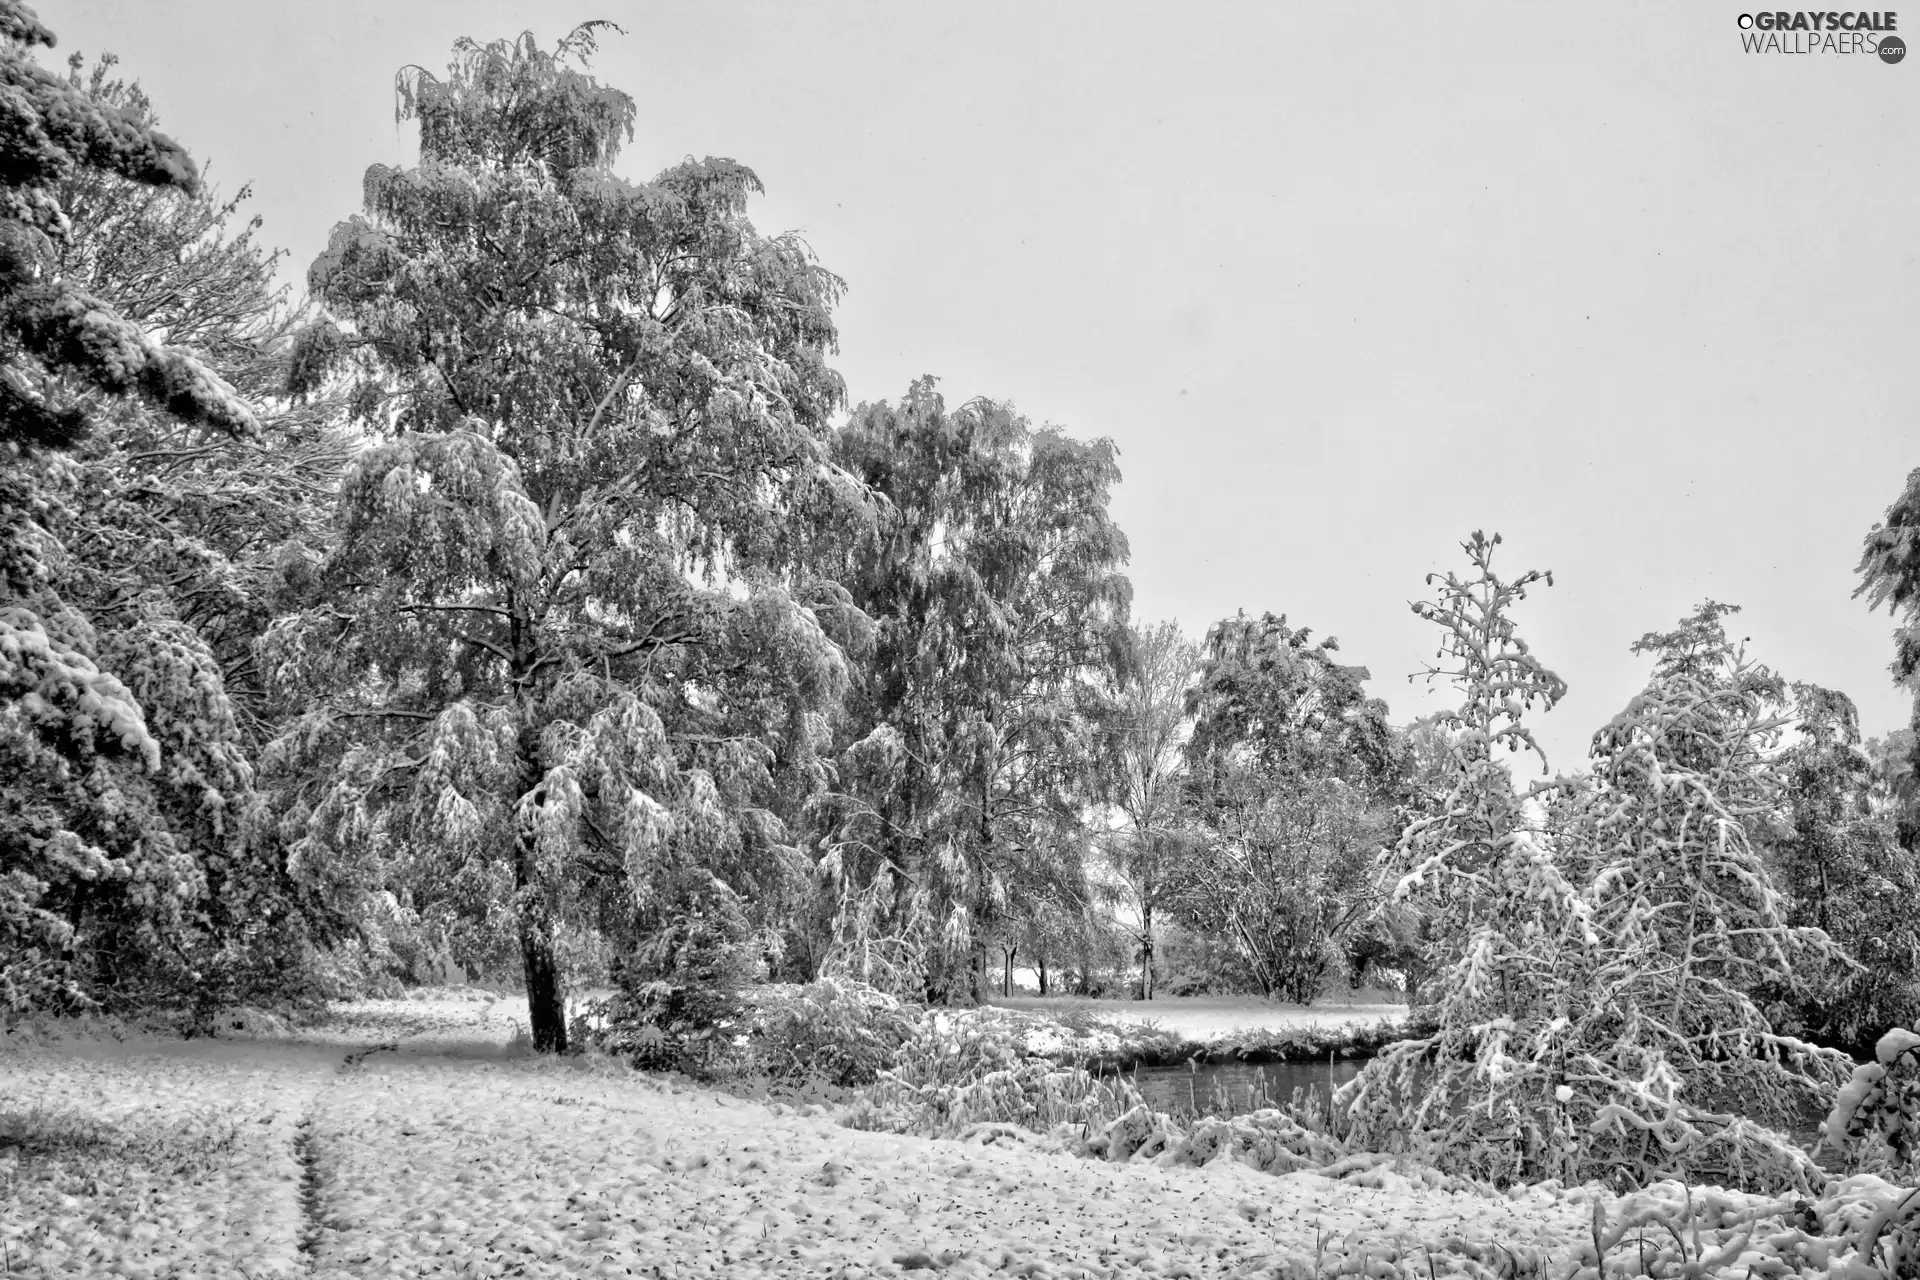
[266,26,862,1050]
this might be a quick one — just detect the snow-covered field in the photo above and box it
[992,994,1406,1040]
[1,994,1902,1279]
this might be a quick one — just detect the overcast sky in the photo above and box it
[41,1,1919,774]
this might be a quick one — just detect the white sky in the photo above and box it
[43,0,1920,774]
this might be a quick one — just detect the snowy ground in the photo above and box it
[992,994,1407,1040]
[0,993,1737,1279]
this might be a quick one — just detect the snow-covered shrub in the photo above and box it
[305,932,408,1000]
[745,978,919,1086]
[1124,1105,1343,1173]
[1559,1176,1920,1280]
[1821,1026,1920,1182]
[1197,1017,1404,1068]
[843,1008,1148,1138]
[588,870,765,1073]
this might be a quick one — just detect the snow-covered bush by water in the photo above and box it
[585,973,921,1089]
[843,1006,1154,1138]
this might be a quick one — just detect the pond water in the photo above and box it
[1128,1059,1831,1147]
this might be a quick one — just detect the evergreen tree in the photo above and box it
[1565,605,1851,1185]
[0,4,262,1011]
[1385,533,1566,949]
[38,55,353,1010]
[0,4,253,450]
[265,26,861,1050]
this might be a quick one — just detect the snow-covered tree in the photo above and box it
[0,5,253,450]
[1096,618,1197,1000]
[265,25,864,1050]
[1383,533,1566,952]
[1340,533,1578,1179]
[1857,465,1920,849]
[1343,552,1851,1193]
[1553,605,1852,1186]
[1174,609,1396,1002]
[1174,772,1385,1003]
[1864,727,1919,821]
[33,55,356,1010]
[814,379,1130,1004]
[0,5,265,1011]
[1769,683,1920,1053]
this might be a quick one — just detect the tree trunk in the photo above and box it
[1141,901,1154,1001]
[513,820,567,1052]
[972,760,995,1008]
[1038,955,1048,996]
[520,918,566,1052]
[1002,943,1016,998]
[513,721,567,1054]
